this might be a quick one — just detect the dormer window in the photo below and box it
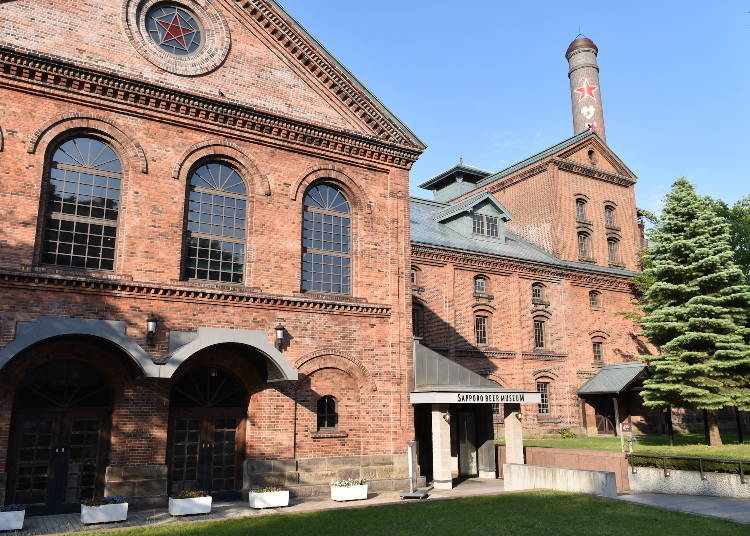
[473,214,499,238]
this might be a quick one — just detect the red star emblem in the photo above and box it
[586,122,598,131]
[574,79,599,102]
[157,14,195,49]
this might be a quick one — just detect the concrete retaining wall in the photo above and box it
[630,466,750,499]
[497,446,630,491]
[503,463,617,498]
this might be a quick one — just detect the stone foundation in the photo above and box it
[244,454,424,497]
[104,465,168,508]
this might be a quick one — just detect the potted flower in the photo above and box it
[0,504,25,531]
[330,479,368,502]
[81,496,128,525]
[169,490,212,516]
[248,487,290,509]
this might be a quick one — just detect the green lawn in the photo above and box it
[516,433,750,459]
[75,492,747,536]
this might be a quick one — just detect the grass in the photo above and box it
[74,492,748,536]
[515,433,750,459]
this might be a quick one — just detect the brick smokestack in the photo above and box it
[566,37,606,142]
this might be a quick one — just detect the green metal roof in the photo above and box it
[418,163,493,190]
[577,362,649,396]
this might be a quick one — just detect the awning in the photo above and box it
[410,341,541,404]
[577,362,649,396]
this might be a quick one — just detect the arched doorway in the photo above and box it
[7,361,111,514]
[168,367,246,498]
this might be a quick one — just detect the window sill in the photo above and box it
[531,298,550,306]
[605,225,621,232]
[576,218,593,226]
[311,430,348,439]
[473,292,494,300]
[608,262,626,269]
[578,257,597,264]
[592,361,604,368]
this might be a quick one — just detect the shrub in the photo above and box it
[330,479,367,487]
[83,496,127,507]
[251,487,287,493]
[172,490,208,499]
[0,504,25,512]
[557,428,578,439]
[629,455,748,475]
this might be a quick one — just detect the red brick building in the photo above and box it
[409,38,655,470]
[0,0,425,511]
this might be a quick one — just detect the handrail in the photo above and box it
[626,452,748,484]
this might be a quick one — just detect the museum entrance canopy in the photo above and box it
[409,340,541,404]
[577,362,649,396]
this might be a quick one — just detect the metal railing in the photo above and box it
[626,453,748,484]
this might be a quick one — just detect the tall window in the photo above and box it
[537,381,550,414]
[589,290,601,308]
[604,206,616,227]
[576,199,587,221]
[412,303,424,338]
[607,238,620,265]
[533,319,546,348]
[473,214,499,237]
[475,315,489,345]
[593,341,604,363]
[578,232,591,259]
[302,184,351,294]
[184,162,247,283]
[317,395,338,430]
[41,137,122,270]
[474,276,487,294]
[531,283,544,301]
[410,267,418,286]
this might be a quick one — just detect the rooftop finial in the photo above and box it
[459,155,464,166]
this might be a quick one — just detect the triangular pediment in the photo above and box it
[434,192,512,223]
[556,134,636,179]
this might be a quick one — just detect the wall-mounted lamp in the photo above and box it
[146,313,159,345]
[274,323,286,350]
[515,412,523,422]
[442,410,451,424]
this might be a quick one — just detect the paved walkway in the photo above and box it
[617,492,750,524]
[11,479,507,535]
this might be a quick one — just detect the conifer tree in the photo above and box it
[637,178,750,446]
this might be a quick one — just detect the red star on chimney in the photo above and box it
[575,79,599,102]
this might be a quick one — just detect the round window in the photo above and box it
[145,4,202,55]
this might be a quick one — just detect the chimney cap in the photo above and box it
[566,37,598,58]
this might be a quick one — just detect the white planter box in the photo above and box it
[169,496,213,516]
[248,490,290,509]
[331,484,368,502]
[0,510,25,531]
[81,503,128,524]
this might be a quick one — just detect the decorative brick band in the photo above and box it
[0,47,421,169]
[0,268,391,316]
[553,158,635,187]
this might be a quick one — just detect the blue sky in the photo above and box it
[280,1,748,213]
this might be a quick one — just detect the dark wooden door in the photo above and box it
[8,412,107,514]
[168,412,242,497]
[592,398,616,435]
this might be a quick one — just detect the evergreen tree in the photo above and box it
[637,178,750,446]
[705,195,750,281]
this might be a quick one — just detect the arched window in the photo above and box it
[536,380,551,415]
[474,275,488,294]
[578,232,592,260]
[302,183,351,294]
[317,395,338,431]
[533,319,546,349]
[184,162,247,283]
[607,237,621,265]
[531,283,545,302]
[587,149,597,166]
[41,136,122,270]
[474,314,489,345]
[412,302,424,338]
[575,199,587,221]
[604,205,616,227]
[589,290,601,308]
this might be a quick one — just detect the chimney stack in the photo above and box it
[566,37,606,142]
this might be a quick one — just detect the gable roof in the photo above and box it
[411,197,637,276]
[578,362,649,396]
[418,163,493,190]
[258,1,426,149]
[434,191,512,223]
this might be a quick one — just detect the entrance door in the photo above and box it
[457,411,478,477]
[592,398,616,435]
[169,412,243,496]
[168,368,246,498]
[7,361,110,514]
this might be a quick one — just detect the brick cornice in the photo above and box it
[0,46,421,169]
[411,244,634,292]
[0,268,391,317]
[552,158,636,187]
